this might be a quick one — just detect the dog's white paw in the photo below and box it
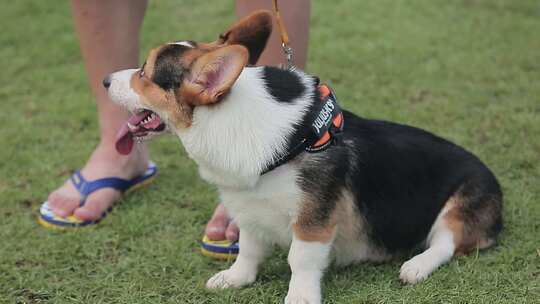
[399,255,433,284]
[206,269,255,289]
[284,290,320,304]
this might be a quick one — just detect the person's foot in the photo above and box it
[205,204,239,242]
[47,143,149,221]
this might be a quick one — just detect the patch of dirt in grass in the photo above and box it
[14,289,51,304]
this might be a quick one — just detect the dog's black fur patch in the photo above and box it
[343,116,501,251]
[264,67,321,173]
[262,66,305,104]
[259,68,322,173]
[152,44,190,90]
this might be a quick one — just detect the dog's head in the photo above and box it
[105,10,273,155]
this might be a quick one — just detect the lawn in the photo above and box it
[1,0,539,303]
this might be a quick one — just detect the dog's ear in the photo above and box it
[218,10,273,65]
[182,45,248,106]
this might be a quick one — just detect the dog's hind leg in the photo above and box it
[399,205,456,284]
[400,178,503,284]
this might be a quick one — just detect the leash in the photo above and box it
[272,0,294,68]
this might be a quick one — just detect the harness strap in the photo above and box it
[261,84,344,175]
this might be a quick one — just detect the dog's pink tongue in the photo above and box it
[115,124,134,155]
[115,111,149,155]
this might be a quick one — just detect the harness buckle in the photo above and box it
[331,128,343,145]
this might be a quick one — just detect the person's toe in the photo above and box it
[73,189,120,221]
[205,204,230,241]
[48,191,80,218]
[205,218,228,241]
[225,222,239,242]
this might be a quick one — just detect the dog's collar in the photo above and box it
[261,84,344,175]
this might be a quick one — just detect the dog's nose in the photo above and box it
[102,75,111,89]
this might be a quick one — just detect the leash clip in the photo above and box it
[274,0,294,69]
[282,43,294,69]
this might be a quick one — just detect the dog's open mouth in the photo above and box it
[115,109,166,155]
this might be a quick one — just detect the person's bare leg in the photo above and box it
[205,0,310,241]
[47,0,149,221]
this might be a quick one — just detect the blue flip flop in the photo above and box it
[38,161,157,229]
[200,235,239,260]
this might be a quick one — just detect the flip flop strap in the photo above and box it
[131,163,157,185]
[70,171,134,205]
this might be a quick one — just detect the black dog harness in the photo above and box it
[261,84,344,175]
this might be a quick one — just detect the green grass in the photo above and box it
[1,0,539,303]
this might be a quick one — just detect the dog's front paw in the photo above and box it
[399,255,432,284]
[285,290,320,304]
[206,269,255,289]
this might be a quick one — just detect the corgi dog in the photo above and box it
[104,11,503,304]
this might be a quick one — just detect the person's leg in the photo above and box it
[47,0,149,221]
[205,0,310,241]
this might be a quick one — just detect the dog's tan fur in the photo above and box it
[443,193,498,256]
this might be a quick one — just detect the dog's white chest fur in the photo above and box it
[174,67,315,246]
[219,165,302,248]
